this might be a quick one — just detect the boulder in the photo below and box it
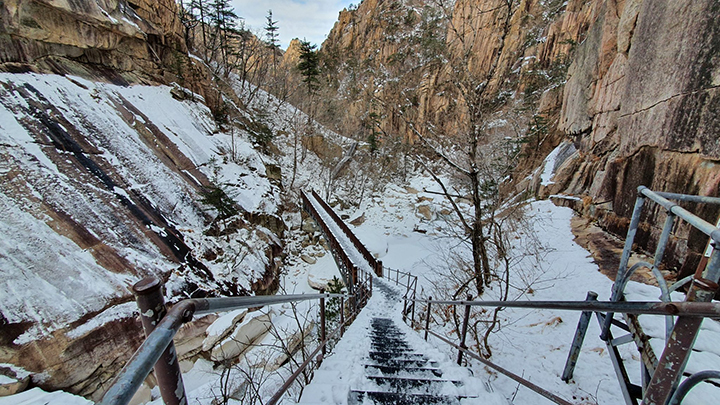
[209,312,273,362]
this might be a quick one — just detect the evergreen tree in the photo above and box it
[207,0,241,77]
[264,10,280,69]
[297,39,320,95]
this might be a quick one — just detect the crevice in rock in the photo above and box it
[619,84,720,118]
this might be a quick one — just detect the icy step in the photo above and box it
[298,382,350,403]
[364,358,435,368]
[367,375,463,391]
[348,390,468,405]
[364,364,443,378]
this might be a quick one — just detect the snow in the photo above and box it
[0,69,717,405]
[66,302,137,339]
[540,144,562,186]
[0,387,92,405]
[305,192,375,275]
[298,187,720,404]
[0,72,281,342]
[299,278,508,405]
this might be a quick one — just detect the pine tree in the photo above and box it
[264,10,280,70]
[207,0,241,77]
[297,39,320,95]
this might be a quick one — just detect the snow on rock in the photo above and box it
[307,253,343,290]
[0,387,92,405]
[202,309,248,352]
[210,310,273,362]
[0,72,279,344]
[540,141,576,186]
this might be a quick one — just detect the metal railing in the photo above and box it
[100,272,373,405]
[383,266,418,321]
[564,187,720,405]
[102,189,384,405]
[302,190,383,277]
[384,187,720,405]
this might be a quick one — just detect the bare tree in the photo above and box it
[396,0,521,297]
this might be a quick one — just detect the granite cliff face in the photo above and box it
[0,0,184,78]
[548,0,720,275]
[0,1,285,401]
[316,0,719,275]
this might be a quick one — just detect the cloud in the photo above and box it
[230,0,355,49]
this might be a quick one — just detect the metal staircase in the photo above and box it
[349,317,467,405]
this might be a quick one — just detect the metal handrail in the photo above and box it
[100,289,363,405]
[668,370,720,405]
[309,190,383,276]
[406,297,720,317]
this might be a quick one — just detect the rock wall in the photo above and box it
[0,0,184,79]
[317,0,720,276]
[548,0,720,275]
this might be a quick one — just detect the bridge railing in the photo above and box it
[308,190,383,276]
[301,190,360,291]
[100,273,372,405]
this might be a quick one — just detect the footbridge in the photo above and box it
[100,188,720,405]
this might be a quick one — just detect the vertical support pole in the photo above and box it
[396,269,399,284]
[411,279,417,326]
[643,272,720,404]
[320,289,326,356]
[602,192,646,341]
[424,297,432,341]
[132,277,186,405]
[457,295,472,366]
[561,291,598,382]
[340,296,345,335]
[402,293,408,322]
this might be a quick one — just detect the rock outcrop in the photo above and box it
[548,0,720,274]
[0,0,184,79]
[316,0,719,276]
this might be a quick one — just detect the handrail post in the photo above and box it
[424,297,432,340]
[340,296,345,335]
[132,277,187,405]
[457,295,472,365]
[320,289,326,357]
[561,291,599,382]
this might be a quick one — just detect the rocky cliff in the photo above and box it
[312,0,719,277]
[0,1,286,401]
[0,0,184,79]
[547,0,720,275]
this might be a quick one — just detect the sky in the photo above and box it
[230,0,357,49]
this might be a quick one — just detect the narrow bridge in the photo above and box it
[100,188,720,405]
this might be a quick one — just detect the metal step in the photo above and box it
[348,390,464,405]
[364,364,443,378]
[367,375,462,391]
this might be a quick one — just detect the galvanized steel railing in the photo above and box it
[102,189,385,405]
[100,275,372,405]
[385,187,720,405]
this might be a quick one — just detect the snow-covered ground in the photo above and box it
[2,72,718,404]
[155,179,719,405]
[299,278,508,405]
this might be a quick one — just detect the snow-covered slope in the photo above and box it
[0,72,282,394]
